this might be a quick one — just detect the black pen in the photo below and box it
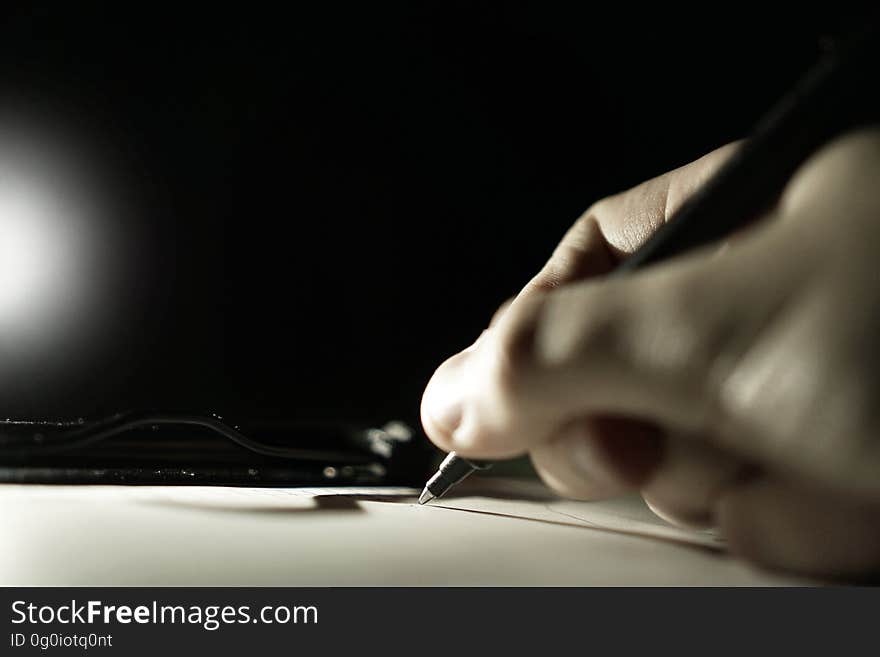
[419,19,879,505]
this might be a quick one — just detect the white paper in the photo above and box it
[0,480,808,585]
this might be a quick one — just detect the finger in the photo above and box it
[422,143,740,456]
[423,211,615,443]
[530,417,663,501]
[483,210,618,342]
[425,213,800,459]
[422,143,759,459]
[640,433,749,528]
[518,212,617,298]
[717,475,880,578]
[530,416,750,523]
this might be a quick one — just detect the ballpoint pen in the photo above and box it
[418,18,879,505]
[418,452,490,504]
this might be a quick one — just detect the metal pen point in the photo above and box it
[418,452,491,504]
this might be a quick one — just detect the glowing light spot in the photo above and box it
[0,107,131,393]
[0,177,78,331]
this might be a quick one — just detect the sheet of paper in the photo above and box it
[0,481,810,585]
[433,478,723,549]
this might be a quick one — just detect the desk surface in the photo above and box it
[1,479,810,585]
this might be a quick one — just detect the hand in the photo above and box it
[421,128,880,578]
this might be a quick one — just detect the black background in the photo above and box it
[0,4,862,428]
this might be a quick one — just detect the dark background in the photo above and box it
[0,4,862,427]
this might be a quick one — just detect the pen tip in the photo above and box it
[418,488,435,505]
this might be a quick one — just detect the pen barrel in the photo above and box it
[616,20,879,274]
[425,452,491,496]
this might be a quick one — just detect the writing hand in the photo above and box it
[421,129,880,578]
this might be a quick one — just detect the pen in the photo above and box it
[418,452,491,504]
[419,19,879,505]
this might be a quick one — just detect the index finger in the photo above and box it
[421,142,738,454]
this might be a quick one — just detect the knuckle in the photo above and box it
[629,275,722,393]
[783,128,880,220]
[717,346,819,457]
[530,211,611,293]
[532,284,624,371]
[716,330,880,489]
[823,127,880,163]
[586,197,614,223]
